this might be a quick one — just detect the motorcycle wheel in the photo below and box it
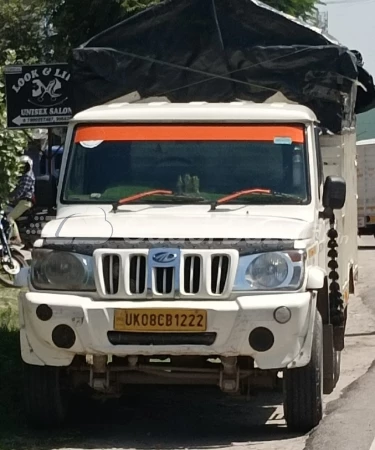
[0,249,28,288]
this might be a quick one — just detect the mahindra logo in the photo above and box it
[152,252,178,263]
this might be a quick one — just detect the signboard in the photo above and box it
[4,63,73,129]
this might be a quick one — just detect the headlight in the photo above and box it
[234,251,305,291]
[31,250,95,291]
[246,253,289,288]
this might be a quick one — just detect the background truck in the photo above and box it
[357,139,375,236]
[16,0,375,435]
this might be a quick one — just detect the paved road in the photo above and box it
[305,238,375,450]
[45,237,375,450]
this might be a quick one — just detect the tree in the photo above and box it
[263,0,317,20]
[46,0,318,61]
[0,1,42,199]
[0,0,47,66]
[0,51,28,201]
[122,0,319,20]
[45,0,125,61]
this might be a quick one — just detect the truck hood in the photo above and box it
[42,205,315,241]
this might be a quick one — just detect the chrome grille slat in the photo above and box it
[129,255,146,294]
[109,255,114,294]
[189,256,195,293]
[102,254,120,295]
[211,255,230,295]
[136,256,140,293]
[163,268,167,293]
[155,267,174,295]
[184,255,201,294]
[215,256,223,294]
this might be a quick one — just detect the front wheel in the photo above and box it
[0,250,27,288]
[24,363,68,428]
[283,311,323,433]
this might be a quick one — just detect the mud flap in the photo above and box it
[333,325,345,351]
[323,323,334,394]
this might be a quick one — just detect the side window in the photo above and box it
[315,127,324,198]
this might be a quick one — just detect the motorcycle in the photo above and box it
[2,174,58,254]
[0,206,28,288]
[14,173,58,250]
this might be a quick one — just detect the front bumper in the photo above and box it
[19,291,316,370]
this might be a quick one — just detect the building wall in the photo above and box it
[357,109,375,141]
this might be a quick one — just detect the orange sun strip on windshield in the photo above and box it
[74,125,304,143]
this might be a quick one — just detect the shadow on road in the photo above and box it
[0,291,303,449]
[346,331,375,337]
[0,385,302,450]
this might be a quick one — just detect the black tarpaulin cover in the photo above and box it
[71,0,375,133]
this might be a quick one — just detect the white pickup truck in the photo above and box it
[18,101,357,432]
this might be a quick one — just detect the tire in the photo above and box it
[0,251,28,288]
[323,324,341,394]
[23,363,68,428]
[283,311,323,433]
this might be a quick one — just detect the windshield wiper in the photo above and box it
[112,190,207,212]
[210,188,304,211]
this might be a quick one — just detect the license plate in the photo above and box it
[358,216,365,228]
[113,309,207,332]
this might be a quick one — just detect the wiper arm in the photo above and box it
[210,188,303,211]
[112,190,207,212]
[112,190,172,211]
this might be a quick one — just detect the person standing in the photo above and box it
[7,155,35,245]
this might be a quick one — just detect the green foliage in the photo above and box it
[0,0,47,66]
[120,0,160,13]
[0,51,27,201]
[263,0,317,19]
[0,0,320,65]
[46,0,318,61]
[46,0,127,61]
[45,0,162,60]
[0,1,45,201]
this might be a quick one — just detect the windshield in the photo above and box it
[62,124,309,205]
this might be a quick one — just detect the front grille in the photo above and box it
[211,255,230,294]
[129,255,146,294]
[184,256,201,294]
[155,267,174,294]
[96,249,235,299]
[103,254,120,294]
[107,331,217,346]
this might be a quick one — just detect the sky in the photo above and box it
[319,0,375,139]
[321,0,375,76]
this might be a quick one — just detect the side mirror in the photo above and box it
[306,266,325,290]
[323,176,346,210]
